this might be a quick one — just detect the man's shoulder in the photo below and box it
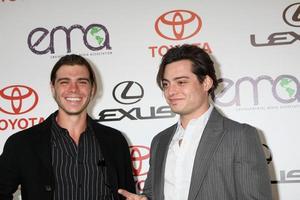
[4,118,50,148]
[90,120,126,141]
[91,120,120,134]
[153,123,177,140]
[212,108,254,130]
[159,123,177,133]
[222,115,254,130]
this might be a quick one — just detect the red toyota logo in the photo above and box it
[129,145,150,176]
[0,85,38,115]
[155,10,202,40]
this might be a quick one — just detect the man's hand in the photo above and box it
[118,189,148,200]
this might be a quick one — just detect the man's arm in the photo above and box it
[234,125,272,199]
[0,136,21,200]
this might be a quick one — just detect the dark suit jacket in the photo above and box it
[143,108,272,200]
[0,113,135,200]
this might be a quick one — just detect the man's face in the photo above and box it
[51,64,94,116]
[162,59,212,120]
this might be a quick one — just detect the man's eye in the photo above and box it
[59,81,68,85]
[79,81,88,84]
[162,83,169,88]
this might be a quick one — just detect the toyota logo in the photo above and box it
[155,10,202,40]
[129,145,150,176]
[283,3,300,27]
[112,81,144,105]
[0,85,39,115]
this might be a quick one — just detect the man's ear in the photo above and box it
[91,85,96,98]
[50,82,55,97]
[203,75,213,92]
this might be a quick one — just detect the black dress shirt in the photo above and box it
[51,115,112,200]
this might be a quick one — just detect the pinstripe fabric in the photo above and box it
[143,108,272,200]
[51,117,112,200]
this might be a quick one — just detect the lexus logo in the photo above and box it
[283,3,300,27]
[0,85,38,115]
[112,81,144,105]
[129,145,150,176]
[155,10,202,40]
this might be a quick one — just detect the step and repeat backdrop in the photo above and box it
[1,0,299,199]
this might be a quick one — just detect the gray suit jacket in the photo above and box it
[143,108,272,200]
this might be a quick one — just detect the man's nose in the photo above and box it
[69,82,79,92]
[166,84,178,96]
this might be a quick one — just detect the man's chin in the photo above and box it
[66,111,84,115]
[169,107,182,115]
[60,108,87,116]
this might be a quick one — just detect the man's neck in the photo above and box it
[56,112,88,145]
[180,104,211,129]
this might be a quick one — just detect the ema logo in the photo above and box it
[155,10,202,40]
[0,85,38,115]
[215,75,300,108]
[27,23,111,55]
[251,3,300,46]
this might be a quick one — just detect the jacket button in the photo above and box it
[44,185,52,192]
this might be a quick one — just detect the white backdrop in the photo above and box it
[1,0,300,199]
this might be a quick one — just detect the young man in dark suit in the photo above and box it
[0,54,135,200]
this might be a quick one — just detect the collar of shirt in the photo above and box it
[50,112,93,143]
[50,112,110,200]
[171,104,214,148]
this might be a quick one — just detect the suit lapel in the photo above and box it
[188,108,225,200]
[154,124,177,200]
[34,130,52,173]
[92,121,118,192]
[31,116,55,188]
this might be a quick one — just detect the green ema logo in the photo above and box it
[279,78,296,98]
[90,27,104,45]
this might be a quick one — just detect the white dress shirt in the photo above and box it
[164,105,213,200]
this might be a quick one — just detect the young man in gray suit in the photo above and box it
[119,44,272,200]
